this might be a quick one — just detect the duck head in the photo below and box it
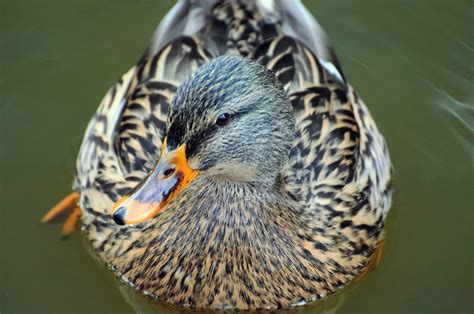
[112,55,295,225]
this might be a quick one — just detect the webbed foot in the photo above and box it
[42,192,81,237]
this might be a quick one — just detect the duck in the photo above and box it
[42,0,392,310]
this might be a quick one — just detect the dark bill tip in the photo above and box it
[112,206,126,225]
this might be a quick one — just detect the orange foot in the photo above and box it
[370,238,385,270]
[42,192,81,237]
[355,238,386,282]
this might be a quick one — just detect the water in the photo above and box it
[1,1,472,313]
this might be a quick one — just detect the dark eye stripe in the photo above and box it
[181,109,252,160]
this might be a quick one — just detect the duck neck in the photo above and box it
[195,174,288,209]
[200,172,288,208]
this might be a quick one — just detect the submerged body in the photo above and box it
[62,0,391,310]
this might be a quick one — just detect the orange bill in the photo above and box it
[111,139,198,225]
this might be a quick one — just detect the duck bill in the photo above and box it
[111,141,198,225]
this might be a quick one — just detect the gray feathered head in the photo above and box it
[166,55,295,186]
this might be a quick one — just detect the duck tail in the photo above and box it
[144,0,344,79]
[270,0,345,78]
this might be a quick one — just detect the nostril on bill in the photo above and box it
[162,167,175,178]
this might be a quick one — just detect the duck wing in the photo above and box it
[251,34,391,273]
[255,37,392,228]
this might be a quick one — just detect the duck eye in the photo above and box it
[215,113,230,126]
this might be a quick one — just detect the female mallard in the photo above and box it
[43,0,391,310]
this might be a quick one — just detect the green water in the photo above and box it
[1,1,472,313]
